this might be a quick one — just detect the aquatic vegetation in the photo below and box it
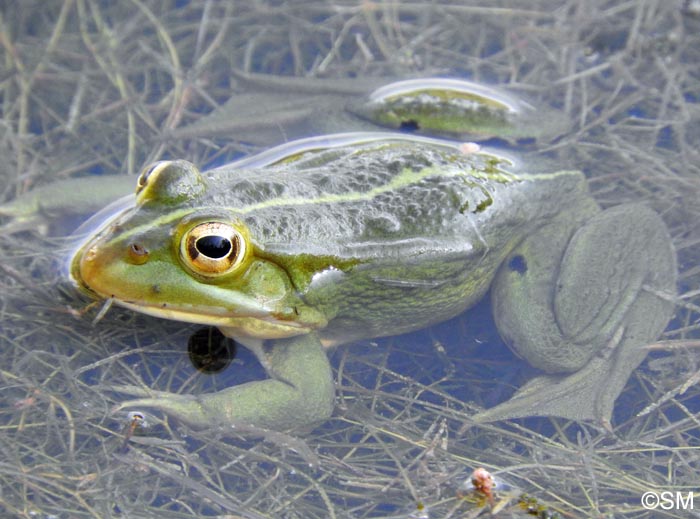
[1,1,699,518]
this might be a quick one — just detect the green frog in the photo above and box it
[69,81,676,430]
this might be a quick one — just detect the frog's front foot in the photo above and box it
[113,334,334,430]
[476,204,676,424]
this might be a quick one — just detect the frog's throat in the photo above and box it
[114,299,312,339]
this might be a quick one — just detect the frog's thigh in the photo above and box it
[481,204,675,423]
[554,204,675,350]
[115,333,335,430]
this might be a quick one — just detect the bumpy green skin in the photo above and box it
[71,88,676,430]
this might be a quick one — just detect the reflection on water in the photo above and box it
[1,1,699,517]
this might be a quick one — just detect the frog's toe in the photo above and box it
[111,384,160,398]
[113,392,211,427]
[472,335,638,424]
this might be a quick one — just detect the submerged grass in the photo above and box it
[1,1,699,517]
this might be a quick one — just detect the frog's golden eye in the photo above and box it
[180,221,248,277]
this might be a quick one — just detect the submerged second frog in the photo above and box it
[70,79,676,430]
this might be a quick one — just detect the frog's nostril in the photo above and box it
[127,242,150,264]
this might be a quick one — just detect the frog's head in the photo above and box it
[70,160,327,339]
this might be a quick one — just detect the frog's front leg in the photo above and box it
[475,204,676,424]
[114,333,334,430]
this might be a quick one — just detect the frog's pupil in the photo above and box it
[196,235,232,259]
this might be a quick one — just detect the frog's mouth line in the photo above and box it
[113,299,311,339]
[114,298,254,324]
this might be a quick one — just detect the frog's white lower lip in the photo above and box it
[114,299,306,333]
[114,298,269,324]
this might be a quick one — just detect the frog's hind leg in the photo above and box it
[474,204,676,425]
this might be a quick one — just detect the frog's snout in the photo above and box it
[69,241,102,297]
[83,244,98,263]
[76,243,103,288]
[74,238,125,297]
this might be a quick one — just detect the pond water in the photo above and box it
[1,2,699,518]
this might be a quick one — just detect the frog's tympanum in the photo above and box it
[70,79,676,430]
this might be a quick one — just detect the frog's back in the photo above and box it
[205,139,587,263]
[199,138,593,342]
